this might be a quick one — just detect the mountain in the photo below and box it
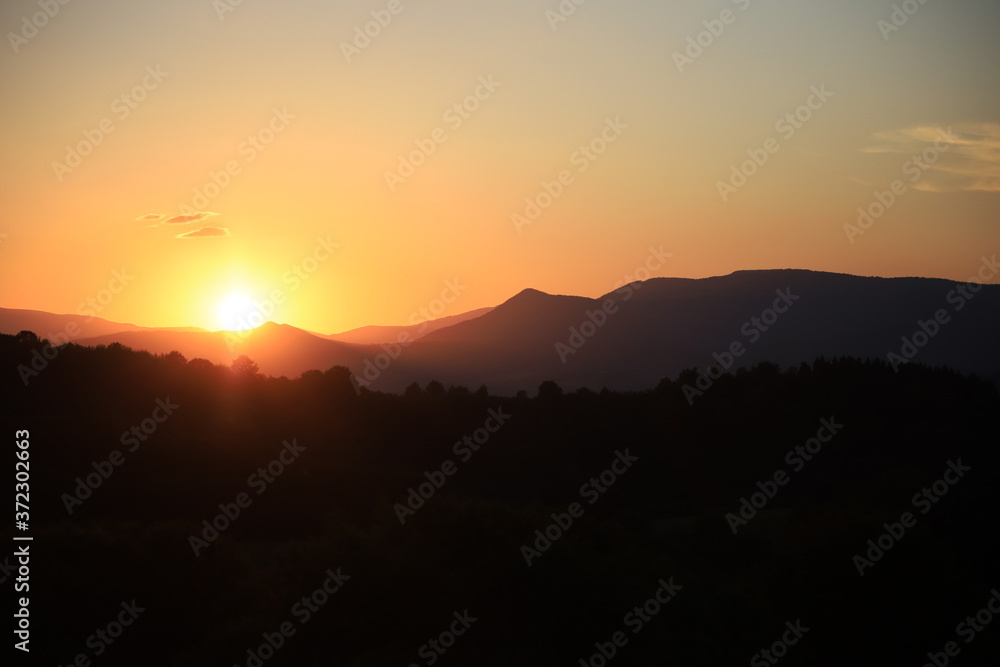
[0,307,207,341]
[374,269,1000,392]
[325,307,494,344]
[6,269,999,392]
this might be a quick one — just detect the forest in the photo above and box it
[2,331,998,666]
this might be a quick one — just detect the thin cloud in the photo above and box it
[165,211,218,224]
[864,123,1000,193]
[137,213,164,221]
[176,226,230,239]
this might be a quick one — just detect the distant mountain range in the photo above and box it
[0,307,207,339]
[3,269,998,393]
[323,307,494,344]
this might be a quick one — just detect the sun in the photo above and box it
[216,292,262,331]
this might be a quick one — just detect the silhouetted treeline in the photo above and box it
[2,332,998,666]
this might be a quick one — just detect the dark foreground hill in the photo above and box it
[2,334,998,666]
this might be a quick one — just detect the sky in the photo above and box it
[1,0,998,333]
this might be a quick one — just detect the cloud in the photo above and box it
[864,123,1000,193]
[176,226,230,239]
[137,213,164,221]
[165,211,218,225]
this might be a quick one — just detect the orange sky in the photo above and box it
[1,0,998,333]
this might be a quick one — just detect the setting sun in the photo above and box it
[216,292,261,331]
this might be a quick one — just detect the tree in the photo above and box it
[323,365,356,398]
[300,369,324,389]
[231,355,260,378]
[163,350,187,365]
[537,380,563,400]
[751,361,781,376]
[447,385,470,399]
[188,358,217,371]
[15,330,39,345]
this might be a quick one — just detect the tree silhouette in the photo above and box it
[163,350,187,365]
[537,380,563,400]
[188,357,217,371]
[425,380,445,398]
[231,355,260,378]
[447,385,470,399]
[323,365,356,399]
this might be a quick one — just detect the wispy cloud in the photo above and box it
[165,211,218,224]
[176,225,230,239]
[864,123,1000,193]
[138,211,220,227]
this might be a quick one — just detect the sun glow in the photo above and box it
[217,292,262,331]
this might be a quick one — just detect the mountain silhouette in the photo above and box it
[5,269,998,391]
[382,269,1000,392]
[0,307,206,340]
[325,307,494,344]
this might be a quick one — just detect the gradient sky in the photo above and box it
[1,0,998,333]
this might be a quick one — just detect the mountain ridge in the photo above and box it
[4,268,998,392]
